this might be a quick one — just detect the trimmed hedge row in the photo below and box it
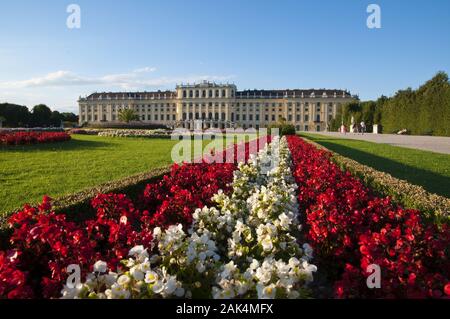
[301,137,450,221]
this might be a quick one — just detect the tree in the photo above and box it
[60,112,78,123]
[0,103,31,127]
[31,104,53,127]
[118,109,138,123]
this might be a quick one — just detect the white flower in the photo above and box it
[152,280,165,294]
[117,275,131,286]
[130,267,144,281]
[260,236,273,252]
[144,271,158,284]
[129,245,145,256]
[153,227,162,238]
[256,284,277,299]
[93,260,107,273]
[164,276,178,295]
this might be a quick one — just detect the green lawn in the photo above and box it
[0,134,252,214]
[300,133,450,198]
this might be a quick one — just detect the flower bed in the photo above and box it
[97,129,171,138]
[0,131,71,145]
[0,137,270,299]
[60,136,316,299]
[286,136,450,299]
[69,128,171,138]
[302,138,450,219]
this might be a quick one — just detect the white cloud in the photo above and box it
[0,68,236,113]
[0,68,234,91]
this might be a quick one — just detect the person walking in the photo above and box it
[360,121,366,135]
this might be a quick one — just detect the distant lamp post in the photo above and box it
[0,116,5,129]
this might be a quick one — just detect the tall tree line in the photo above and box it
[0,103,78,128]
[331,72,450,136]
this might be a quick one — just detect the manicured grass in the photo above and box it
[300,133,450,198]
[0,134,252,214]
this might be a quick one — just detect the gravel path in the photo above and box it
[313,132,450,154]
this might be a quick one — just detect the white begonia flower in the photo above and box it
[153,227,162,238]
[117,275,131,286]
[260,236,273,252]
[256,283,277,299]
[164,276,178,295]
[93,260,108,273]
[278,213,291,229]
[144,270,158,284]
[130,267,144,281]
[129,245,145,257]
[152,280,165,294]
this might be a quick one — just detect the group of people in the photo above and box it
[340,121,366,134]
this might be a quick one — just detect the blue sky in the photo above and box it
[0,0,449,113]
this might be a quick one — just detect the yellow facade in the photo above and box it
[78,81,356,131]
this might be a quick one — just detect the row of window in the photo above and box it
[179,113,332,123]
[182,89,234,99]
[81,114,177,122]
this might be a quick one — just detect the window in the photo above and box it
[243,114,246,121]
[305,125,309,131]
[304,115,309,122]
[183,90,187,98]
[155,114,158,121]
[195,113,199,120]
[222,89,226,97]
[208,112,213,119]
[202,112,206,119]
[172,115,176,121]
[256,114,260,121]
[215,113,219,120]
[221,113,226,120]
[316,114,320,122]
[215,90,219,98]
[316,125,321,132]
[209,90,213,98]
[249,114,253,121]
[166,114,170,121]
[272,115,275,121]
[189,113,193,120]
[296,115,300,121]
[236,114,240,121]
[195,90,199,98]
[265,115,269,121]
[288,115,292,121]
[189,90,193,98]
[183,113,187,120]
[148,114,152,121]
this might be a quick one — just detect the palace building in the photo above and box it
[78,81,357,131]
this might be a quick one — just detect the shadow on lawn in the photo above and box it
[308,138,450,198]
[0,138,113,153]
